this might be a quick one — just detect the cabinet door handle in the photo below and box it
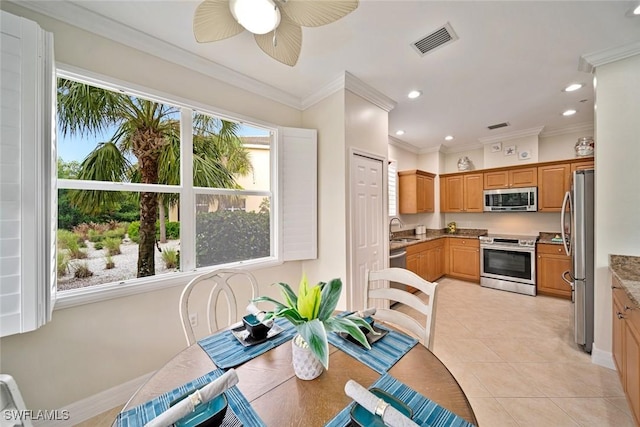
[624,305,635,311]
[617,311,626,319]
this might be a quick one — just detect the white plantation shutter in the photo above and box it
[388,160,397,217]
[280,127,317,261]
[0,11,55,337]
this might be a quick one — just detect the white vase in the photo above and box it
[291,334,324,380]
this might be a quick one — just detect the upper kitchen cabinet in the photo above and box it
[538,159,594,212]
[571,159,595,173]
[398,170,435,214]
[440,172,483,213]
[538,163,570,211]
[484,167,537,190]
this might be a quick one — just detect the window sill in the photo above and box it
[54,258,283,310]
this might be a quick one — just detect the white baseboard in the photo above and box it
[591,344,616,370]
[34,371,154,427]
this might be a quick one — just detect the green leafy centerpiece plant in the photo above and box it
[253,274,375,379]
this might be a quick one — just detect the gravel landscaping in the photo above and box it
[57,238,180,291]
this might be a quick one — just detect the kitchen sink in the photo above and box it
[390,237,420,243]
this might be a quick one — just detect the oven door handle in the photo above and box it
[480,245,535,253]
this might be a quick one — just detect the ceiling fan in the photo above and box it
[193,0,359,66]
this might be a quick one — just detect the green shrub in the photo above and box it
[93,241,104,250]
[57,229,77,249]
[161,248,179,269]
[104,238,122,255]
[88,229,105,243]
[105,255,115,269]
[196,211,269,267]
[105,228,126,240]
[164,221,180,240]
[73,262,93,278]
[57,253,69,277]
[127,220,180,243]
[127,221,140,243]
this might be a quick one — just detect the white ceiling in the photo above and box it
[15,0,640,151]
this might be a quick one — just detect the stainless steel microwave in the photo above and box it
[483,187,537,212]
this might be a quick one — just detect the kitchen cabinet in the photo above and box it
[483,167,537,189]
[406,239,445,283]
[445,238,480,282]
[537,163,571,212]
[571,158,594,172]
[398,170,435,214]
[612,280,640,425]
[440,173,483,213]
[536,243,571,299]
[537,159,595,212]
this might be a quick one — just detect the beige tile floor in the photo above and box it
[403,277,634,427]
[80,277,633,426]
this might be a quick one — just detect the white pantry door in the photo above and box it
[350,153,385,310]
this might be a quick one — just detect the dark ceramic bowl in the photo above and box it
[171,390,227,427]
[242,314,271,340]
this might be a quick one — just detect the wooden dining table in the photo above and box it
[120,329,477,426]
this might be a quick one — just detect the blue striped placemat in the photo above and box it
[198,317,297,369]
[327,323,418,374]
[324,373,476,427]
[115,369,265,427]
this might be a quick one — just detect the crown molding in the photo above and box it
[388,136,419,153]
[478,125,545,144]
[300,73,346,110]
[540,122,594,138]
[344,71,397,112]
[302,71,397,112]
[10,0,303,109]
[580,40,640,70]
[440,143,484,154]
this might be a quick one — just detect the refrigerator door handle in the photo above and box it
[560,191,572,256]
[562,270,574,288]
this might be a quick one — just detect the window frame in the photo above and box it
[55,65,282,310]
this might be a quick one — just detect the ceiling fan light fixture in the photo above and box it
[229,0,281,35]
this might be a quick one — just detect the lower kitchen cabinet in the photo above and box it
[446,238,480,282]
[536,243,572,299]
[612,280,640,425]
[406,239,445,284]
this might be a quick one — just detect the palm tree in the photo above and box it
[57,79,251,278]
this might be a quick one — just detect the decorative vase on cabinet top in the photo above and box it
[575,137,594,157]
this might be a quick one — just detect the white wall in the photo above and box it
[592,53,640,360]
[301,91,347,294]
[539,128,594,162]
[0,3,305,411]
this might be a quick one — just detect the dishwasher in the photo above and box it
[389,248,407,291]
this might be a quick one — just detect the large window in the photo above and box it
[56,76,274,292]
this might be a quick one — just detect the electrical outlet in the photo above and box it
[189,313,198,327]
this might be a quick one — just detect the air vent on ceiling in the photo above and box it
[487,122,510,130]
[411,22,458,56]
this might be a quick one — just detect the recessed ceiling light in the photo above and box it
[564,83,583,92]
[395,130,405,136]
[635,5,640,14]
[444,135,454,141]
[563,109,577,116]
[407,90,422,99]
[625,4,640,16]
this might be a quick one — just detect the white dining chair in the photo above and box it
[366,267,439,350]
[179,268,259,346]
[0,374,33,427]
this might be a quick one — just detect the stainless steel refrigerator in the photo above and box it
[561,169,595,353]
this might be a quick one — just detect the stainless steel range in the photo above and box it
[479,234,538,296]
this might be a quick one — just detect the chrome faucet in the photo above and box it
[389,217,404,240]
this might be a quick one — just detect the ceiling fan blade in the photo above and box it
[254,16,302,66]
[279,0,358,27]
[193,0,244,42]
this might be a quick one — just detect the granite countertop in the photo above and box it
[610,255,640,306]
[538,231,566,245]
[389,228,487,251]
